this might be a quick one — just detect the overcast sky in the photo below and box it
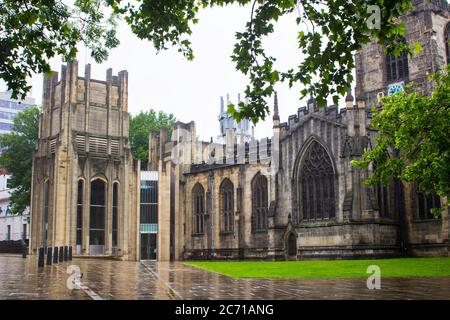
[1,4,345,141]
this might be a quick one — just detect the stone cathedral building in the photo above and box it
[31,0,449,261]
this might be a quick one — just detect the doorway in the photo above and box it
[286,233,297,258]
[141,233,157,260]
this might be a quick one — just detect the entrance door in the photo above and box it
[287,233,297,257]
[140,234,157,260]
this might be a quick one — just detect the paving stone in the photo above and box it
[0,255,449,300]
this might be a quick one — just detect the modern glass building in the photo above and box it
[140,171,158,260]
[0,91,35,136]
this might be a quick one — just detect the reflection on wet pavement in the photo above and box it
[0,255,449,300]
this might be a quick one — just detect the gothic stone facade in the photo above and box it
[157,1,449,261]
[30,61,140,260]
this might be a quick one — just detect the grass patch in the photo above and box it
[184,257,450,279]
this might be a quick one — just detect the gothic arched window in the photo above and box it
[417,191,441,220]
[386,38,409,82]
[112,182,118,248]
[252,174,268,232]
[192,183,205,234]
[376,183,389,218]
[299,141,335,220]
[89,179,106,249]
[76,179,84,246]
[43,180,49,248]
[220,179,234,233]
[445,23,450,64]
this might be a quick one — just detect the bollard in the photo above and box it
[22,245,27,259]
[68,246,72,260]
[53,246,59,264]
[59,246,64,262]
[46,247,52,265]
[64,246,68,261]
[38,247,44,268]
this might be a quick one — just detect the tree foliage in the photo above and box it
[352,67,450,214]
[0,0,119,100]
[0,106,39,215]
[129,109,176,162]
[2,0,414,123]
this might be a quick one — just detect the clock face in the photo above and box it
[388,83,404,95]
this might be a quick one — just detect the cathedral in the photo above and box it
[30,0,449,261]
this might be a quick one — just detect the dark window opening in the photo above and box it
[220,179,234,233]
[386,38,409,82]
[252,174,268,232]
[89,179,106,246]
[112,182,118,247]
[417,191,441,220]
[76,180,83,245]
[192,183,205,234]
[376,183,390,218]
[43,181,49,247]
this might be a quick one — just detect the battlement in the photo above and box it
[38,61,130,158]
[279,99,349,133]
[42,60,128,113]
[189,137,272,173]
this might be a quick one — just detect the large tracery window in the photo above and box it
[192,183,205,234]
[445,23,450,65]
[252,174,268,232]
[299,141,336,220]
[386,38,409,82]
[220,179,234,233]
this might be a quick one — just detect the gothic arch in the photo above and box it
[251,173,268,232]
[192,183,205,234]
[219,178,234,233]
[293,137,337,221]
[293,135,337,180]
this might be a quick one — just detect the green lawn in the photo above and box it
[184,257,450,279]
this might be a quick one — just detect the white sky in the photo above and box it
[1,4,346,141]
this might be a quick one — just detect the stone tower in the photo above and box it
[353,0,450,256]
[30,61,140,260]
[355,0,450,106]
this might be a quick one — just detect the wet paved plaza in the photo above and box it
[0,254,449,300]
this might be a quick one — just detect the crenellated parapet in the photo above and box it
[279,100,348,140]
[36,60,131,160]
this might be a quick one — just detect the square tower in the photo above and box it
[30,61,140,260]
[355,0,450,106]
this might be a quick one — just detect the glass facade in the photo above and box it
[140,176,158,260]
[140,180,158,224]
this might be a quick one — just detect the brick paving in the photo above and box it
[0,254,449,300]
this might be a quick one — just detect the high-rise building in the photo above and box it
[0,91,35,135]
